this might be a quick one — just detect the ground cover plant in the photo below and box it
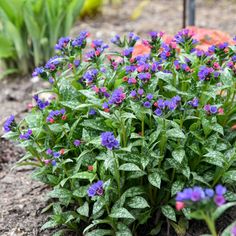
[3,30,236,235]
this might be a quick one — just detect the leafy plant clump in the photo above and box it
[3,30,236,235]
[0,0,85,74]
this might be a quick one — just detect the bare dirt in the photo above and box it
[0,0,236,235]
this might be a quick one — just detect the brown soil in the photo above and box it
[0,0,236,235]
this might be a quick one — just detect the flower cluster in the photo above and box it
[3,115,15,132]
[33,95,49,110]
[71,31,88,48]
[55,37,70,51]
[175,185,227,210]
[101,132,119,150]
[87,180,104,197]
[154,96,181,116]
[46,108,66,123]
[19,129,32,140]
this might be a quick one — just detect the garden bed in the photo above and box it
[0,1,236,235]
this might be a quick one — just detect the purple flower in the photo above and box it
[210,106,218,114]
[165,100,177,111]
[53,152,60,158]
[215,185,226,195]
[45,55,63,70]
[33,95,49,110]
[123,47,133,57]
[130,90,137,97]
[149,31,158,40]
[188,98,199,108]
[138,88,144,95]
[83,69,98,83]
[146,93,153,100]
[111,34,122,46]
[151,61,162,72]
[125,65,136,73]
[87,180,104,197]
[3,115,15,132]
[46,109,66,122]
[32,67,44,77]
[72,31,88,48]
[205,188,214,198]
[102,102,109,109]
[218,42,228,50]
[108,88,126,105]
[89,109,97,115]
[214,195,226,206]
[154,108,162,116]
[74,139,81,147]
[138,72,151,81]
[128,32,139,46]
[198,66,212,81]
[101,132,119,150]
[143,101,151,108]
[51,160,57,166]
[157,99,165,109]
[191,187,205,202]
[46,149,53,155]
[74,59,80,67]
[19,129,32,140]
[55,37,70,50]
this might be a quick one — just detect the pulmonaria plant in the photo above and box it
[2,30,236,236]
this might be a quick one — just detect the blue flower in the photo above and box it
[32,67,44,77]
[108,88,126,105]
[72,31,88,48]
[74,139,81,147]
[123,47,133,57]
[87,180,104,197]
[101,132,119,150]
[33,95,49,110]
[83,69,98,83]
[111,34,122,46]
[19,129,32,140]
[55,37,70,50]
[154,108,162,116]
[3,115,15,132]
[143,101,151,108]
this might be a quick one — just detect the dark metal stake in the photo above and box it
[188,0,195,25]
[183,0,187,28]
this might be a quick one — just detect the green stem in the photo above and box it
[203,213,218,236]
[112,151,121,197]
[141,118,145,137]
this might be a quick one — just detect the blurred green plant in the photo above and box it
[0,0,85,75]
[80,0,103,17]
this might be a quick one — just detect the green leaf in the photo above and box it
[167,128,185,139]
[161,205,176,222]
[86,229,113,236]
[203,151,224,167]
[77,202,89,217]
[127,196,149,209]
[119,163,142,171]
[110,207,135,219]
[212,202,236,220]
[223,170,236,182]
[172,149,185,163]
[41,220,58,230]
[171,180,185,197]
[116,223,132,236]
[71,172,95,182]
[148,172,161,188]
[92,198,105,215]
[221,219,236,236]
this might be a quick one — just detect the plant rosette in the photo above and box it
[3,30,236,235]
